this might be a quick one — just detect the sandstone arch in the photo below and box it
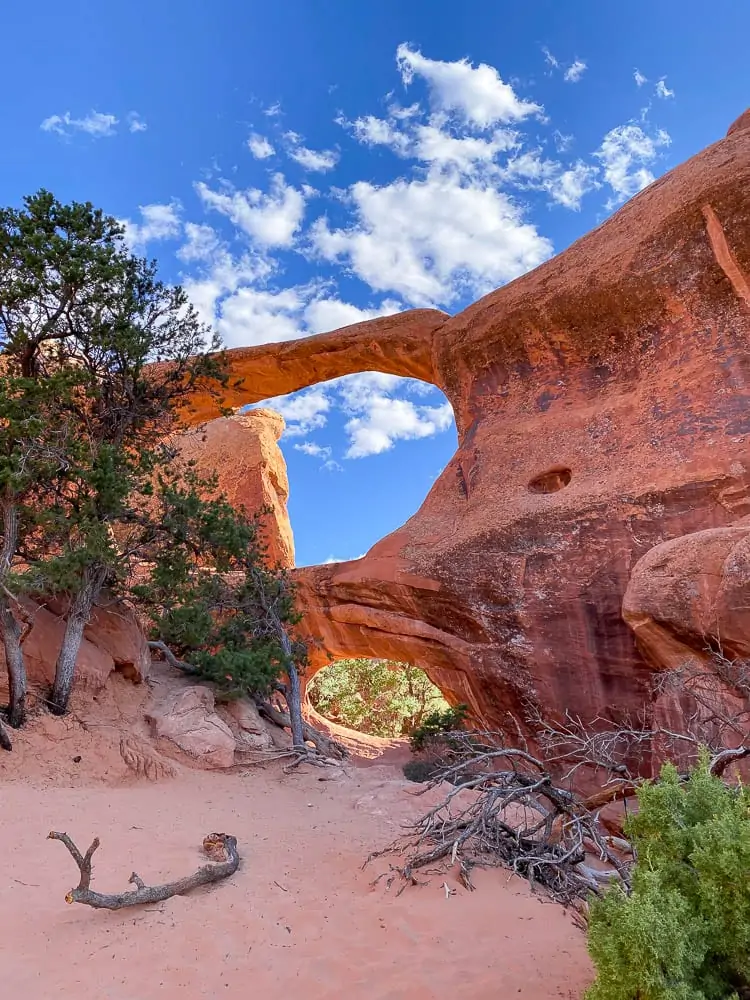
[180,110,750,738]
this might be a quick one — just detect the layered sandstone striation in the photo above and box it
[174,408,294,567]
[173,110,750,744]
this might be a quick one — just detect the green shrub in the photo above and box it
[409,704,469,751]
[586,752,750,1000]
[307,658,449,738]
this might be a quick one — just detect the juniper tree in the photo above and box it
[132,467,309,748]
[0,190,225,714]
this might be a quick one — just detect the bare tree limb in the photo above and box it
[147,640,199,675]
[48,831,239,909]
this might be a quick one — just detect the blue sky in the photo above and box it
[2,1,748,566]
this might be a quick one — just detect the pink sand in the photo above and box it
[0,708,591,999]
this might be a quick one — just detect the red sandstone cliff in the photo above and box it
[163,110,750,749]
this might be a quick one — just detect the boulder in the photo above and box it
[219,697,274,751]
[146,686,236,769]
[159,109,750,743]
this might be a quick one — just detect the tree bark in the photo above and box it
[285,659,305,750]
[48,831,240,909]
[0,499,27,727]
[50,564,107,715]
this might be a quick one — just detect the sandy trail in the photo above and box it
[0,714,591,1000]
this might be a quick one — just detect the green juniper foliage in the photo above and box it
[0,189,226,716]
[133,468,306,705]
[307,658,450,738]
[586,752,750,1000]
[409,703,469,751]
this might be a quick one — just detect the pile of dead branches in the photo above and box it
[368,665,750,912]
[367,731,631,909]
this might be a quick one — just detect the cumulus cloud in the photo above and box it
[260,387,333,437]
[595,123,671,207]
[284,131,339,172]
[564,59,587,83]
[311,172,553,307]
[41,110,119,138]
[634,69,648,87]
[247,133,275,159]
[120,201,182,250]
[396,43,542,127]
[655,77,675,99]
[263,101,283,117]
[304,297,402,333]
[196,174,306,247]
[542,47,559,69]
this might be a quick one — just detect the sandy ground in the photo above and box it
[0,702,592,1000]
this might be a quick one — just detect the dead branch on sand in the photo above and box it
[48,831,240,909]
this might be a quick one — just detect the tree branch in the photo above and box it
[147,640,198,675]
[48,831,240,909]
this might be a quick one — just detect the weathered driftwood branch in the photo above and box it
[48,831,240,909]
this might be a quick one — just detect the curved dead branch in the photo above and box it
[48,831,240,909]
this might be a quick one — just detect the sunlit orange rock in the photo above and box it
[177,110,750,738]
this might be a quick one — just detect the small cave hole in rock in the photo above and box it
[306,658,450,740]
[527,466,572,494]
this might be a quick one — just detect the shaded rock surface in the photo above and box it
[161,110,750,747]
[0,597,149,697]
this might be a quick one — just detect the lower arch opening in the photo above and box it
[306,657,450,742]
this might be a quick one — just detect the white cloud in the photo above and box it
[217,286,306,345]
[127,112,148,133]
[396,43,542,127]
[247,133,275,159]
[564,60,587,83]
[40,110,119,138]
[196,174,306,247]
[311,171,552,307]
[545,161,600,210]
[261,387,332,437]
[342,113,412,154]
[413,124,518,169]
[542,47,559,69]
[655,77,675,99]
[177,222,223,263]
[258,372,454,460]
[294,441,332,458]
[284,132,339,172]
[120,201,182,250]
[634,69,648,87]
[337,372,454,458]
[264,101,283,117]
[304,297,402,334]
[595,123,671,206]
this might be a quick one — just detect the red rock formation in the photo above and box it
[175,110,750,739]
[174,408,294,567]
[0,597,149,699]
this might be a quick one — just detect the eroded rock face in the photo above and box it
[146,686,236,769]
[175,111,750,738]
[0,597,149,696]
[174,408,294,567]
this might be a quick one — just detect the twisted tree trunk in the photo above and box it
[0,498,27,728]
[50,564,108,715]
